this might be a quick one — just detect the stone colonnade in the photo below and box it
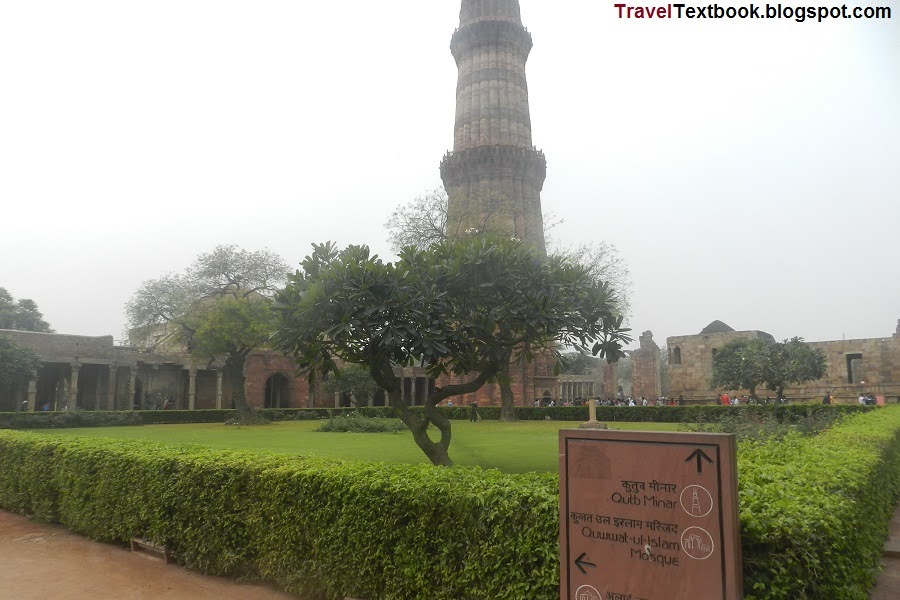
[558,380,595,402]
[18,362,224,412]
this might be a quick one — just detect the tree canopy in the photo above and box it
[383,187,631,314]
[711,336,827,399]
[126,245,288,413]
[0,335,41,390]
[321,363,381,409]
[272,237,630,465]
[0,288,53,332]
[559,351,600,376]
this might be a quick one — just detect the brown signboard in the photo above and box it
[559,430,742,600]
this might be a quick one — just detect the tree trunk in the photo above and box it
[368,355,496,467]
[499,361,517,422]
[387,389,454,467]
[224,354,252,416]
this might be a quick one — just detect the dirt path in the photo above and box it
[0,510,298,600]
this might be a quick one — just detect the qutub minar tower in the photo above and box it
[440,0,547,254]
[439,1,565,407]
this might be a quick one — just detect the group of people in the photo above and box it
[721,393,787,406]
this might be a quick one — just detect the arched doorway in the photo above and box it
[265,374,291,408]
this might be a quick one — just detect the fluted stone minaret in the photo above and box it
[440,0,547,254]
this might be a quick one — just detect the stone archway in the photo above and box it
[264,373,291,408]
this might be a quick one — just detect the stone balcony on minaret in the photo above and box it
[440,0,547,254]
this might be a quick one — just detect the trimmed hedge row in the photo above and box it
[0,431,559,600]
[0,403,873,429]
[738,406,900,598]
[0,408,352,429]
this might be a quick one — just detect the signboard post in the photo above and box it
[559,430,742,600]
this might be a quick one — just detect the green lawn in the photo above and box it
[39,420,682,473]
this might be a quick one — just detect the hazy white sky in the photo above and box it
[1,1,898,349]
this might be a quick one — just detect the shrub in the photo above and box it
[317,414,407,433]
[682,404,851,441]
[738,406,900,598]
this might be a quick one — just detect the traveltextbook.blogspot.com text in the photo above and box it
[613,3,891,22]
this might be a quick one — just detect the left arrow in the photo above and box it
[574,552,596,575]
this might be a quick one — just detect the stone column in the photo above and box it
[127,366,137,411]
[334,392,340,408]
[401,376,407,403]
[578,397,606,430]
[187,367,197,410]
[68,362,81,410]
[215,370,223,409]
[94,368,103,411]
[26,372,38,412]
[410,377,417,407]
[107,364,118,411]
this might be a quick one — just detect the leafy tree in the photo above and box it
[711,337,826,400]
[559,351,600,375]
[0,335,41,394]
[554,242,632,319]
[763,337,827,400]
[126,245,288,414]
[191,294,276,413]
[272,237,629,466]
[384,188,449,253]
[384,188,631,418]
[321,363,381,408]
[710,338,769,399]
[0,288,53,332]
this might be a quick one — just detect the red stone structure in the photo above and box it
[631,330,661,401]
[440,0,547,253]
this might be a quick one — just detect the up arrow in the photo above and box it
[686,448,713,474]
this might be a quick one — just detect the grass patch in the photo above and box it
[34,420,680,473]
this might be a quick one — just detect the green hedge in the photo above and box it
[0,408,359,429]
[0,403,874,430]
[0,430,559,599]
[738,406,900,598]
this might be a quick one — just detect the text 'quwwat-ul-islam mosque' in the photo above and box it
[1,1,899,412]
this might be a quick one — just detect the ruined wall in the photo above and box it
[667,325,900,403]
[632,331,661,400]
[667,330,774,402]
[793,335,900,402]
